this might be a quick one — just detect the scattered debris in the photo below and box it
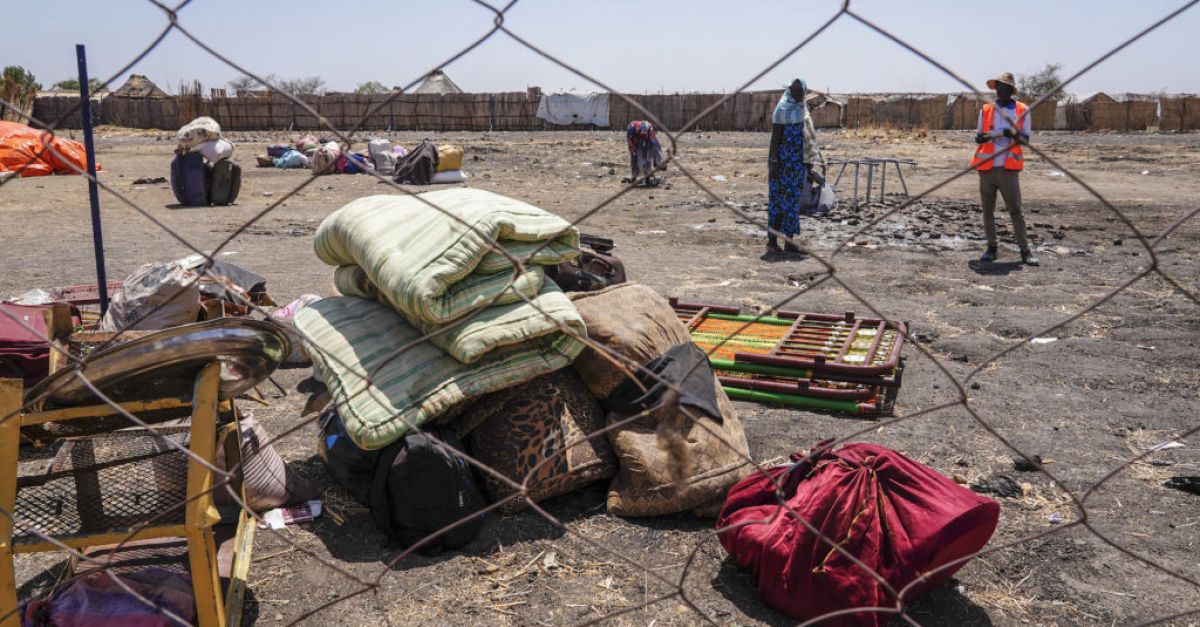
[1030,337,1058,345]
[132,176,166,185]
[1048,512,1064,524]
[1148,440,1186,452]
[970,475,1022,498]
[259,500,323,530]
[1164,477,1200,496]
[1013,455,1043,472]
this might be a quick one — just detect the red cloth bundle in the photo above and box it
[717,442,999,626]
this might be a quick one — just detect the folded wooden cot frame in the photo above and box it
[670,298,908,415]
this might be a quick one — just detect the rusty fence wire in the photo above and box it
[2,0,1199,624]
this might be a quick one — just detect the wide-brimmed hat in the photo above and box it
[987,72,1017,91]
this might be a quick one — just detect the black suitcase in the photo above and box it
[170,152,210,206]
[209,159,241,206]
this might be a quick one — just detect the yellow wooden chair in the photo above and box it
[0,361,252,627]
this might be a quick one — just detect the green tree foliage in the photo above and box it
[355,81,390,95]
[52,78,104,93]
[0,66,41,118]
[2,66,41,96]
[1018,63,1063,99]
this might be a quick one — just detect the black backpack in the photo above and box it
[370,427,485,553]
[320,410,485,554]
[392,140,438,185]
[209,159,242,206]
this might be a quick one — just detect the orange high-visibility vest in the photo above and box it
[972,101,1027,171]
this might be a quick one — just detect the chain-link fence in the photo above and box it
[2,0,1199,624]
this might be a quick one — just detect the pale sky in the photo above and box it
[5,1,1198,96]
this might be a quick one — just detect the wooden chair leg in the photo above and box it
[0,379,23,627]
[186,363,226,627]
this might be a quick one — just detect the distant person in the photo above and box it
[767,78,824,256]
[626,120,664,186]
[972,72,1037,266]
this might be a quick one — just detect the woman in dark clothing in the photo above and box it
[627,120,664,186]
[767,79,825,254]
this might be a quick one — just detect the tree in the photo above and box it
[52,78,104,93]
[0,66,40,114]
[2,66,41,94]
[1018,63,1064,100]
[355,81,390,95]
[277,76,326,96]
[228,74,277,94]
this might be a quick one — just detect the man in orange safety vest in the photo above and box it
[972,72,1037,266]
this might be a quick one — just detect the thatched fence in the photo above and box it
[1160,96,1200,131]
[27,90,1200,133]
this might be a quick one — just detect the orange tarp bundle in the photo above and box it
[0,121,100,177]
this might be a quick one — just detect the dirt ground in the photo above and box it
[5,128,1200,626]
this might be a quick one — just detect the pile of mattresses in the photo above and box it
[671,298,907,416]
[298,188,753,552]
[298,188,587,448]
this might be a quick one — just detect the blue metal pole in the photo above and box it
[76,44,109,316]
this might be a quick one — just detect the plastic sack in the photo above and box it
[312,141,341,175]
[99,261,202,332]
[273,149,309,169]
[368,138,396,175]
[437,144,464,171]
[800,178,837,215]
[267,294,322,365]
[176,116,221,153]
[190,138,234,163]
[717,442,1000,626]
[0,121,99,178]
[429,169,468,184]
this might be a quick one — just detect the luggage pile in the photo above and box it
[671,298,907,416]
[170,116,241,206]
[250,135,469,183]
[299,188,753,552]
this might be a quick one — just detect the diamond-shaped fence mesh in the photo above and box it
[2,0,1199,624]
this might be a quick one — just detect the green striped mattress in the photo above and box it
[296,297,585,450]
[315,189,580,327]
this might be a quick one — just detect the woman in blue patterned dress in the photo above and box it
[767,79,825,254]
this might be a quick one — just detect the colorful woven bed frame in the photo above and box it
[670,298,908,416]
